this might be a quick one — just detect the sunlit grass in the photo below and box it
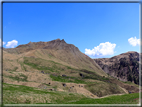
[66,92,140,104]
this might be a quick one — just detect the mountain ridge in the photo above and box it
[4,39,80,55]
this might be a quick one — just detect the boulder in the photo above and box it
[62,83,66,87]
[62,74,67,77]
[41,71,44,74]
[79,73,83,77]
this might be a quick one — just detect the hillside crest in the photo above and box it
[4,39,79,54]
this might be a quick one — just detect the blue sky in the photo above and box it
[2,3,140,58]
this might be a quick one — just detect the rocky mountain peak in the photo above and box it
[42,39,68,49]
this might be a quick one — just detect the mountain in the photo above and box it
[3,39,140,104]
[94,51,141,85]
[3,39,106,76]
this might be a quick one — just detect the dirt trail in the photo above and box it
[96,93,125,99]
[119,85,128,94]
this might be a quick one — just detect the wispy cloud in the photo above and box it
[0,38,6,47]
[85,42,116,57]
[128,37,140,46]
[6,40,18,48]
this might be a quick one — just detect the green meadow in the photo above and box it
[3,83,140,104]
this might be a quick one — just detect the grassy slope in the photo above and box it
[3,83,85,104]
[34,49,107,76]
[3,83,139,104]
[65,92,140,104]
[84,81,125,97]
[23,57,108,81]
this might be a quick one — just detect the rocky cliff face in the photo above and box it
[94,51,141,85]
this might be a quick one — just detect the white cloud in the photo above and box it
[85,42,116,57]
[0,38,6,47]
[128,37,140,46]
[6,40,18,48]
